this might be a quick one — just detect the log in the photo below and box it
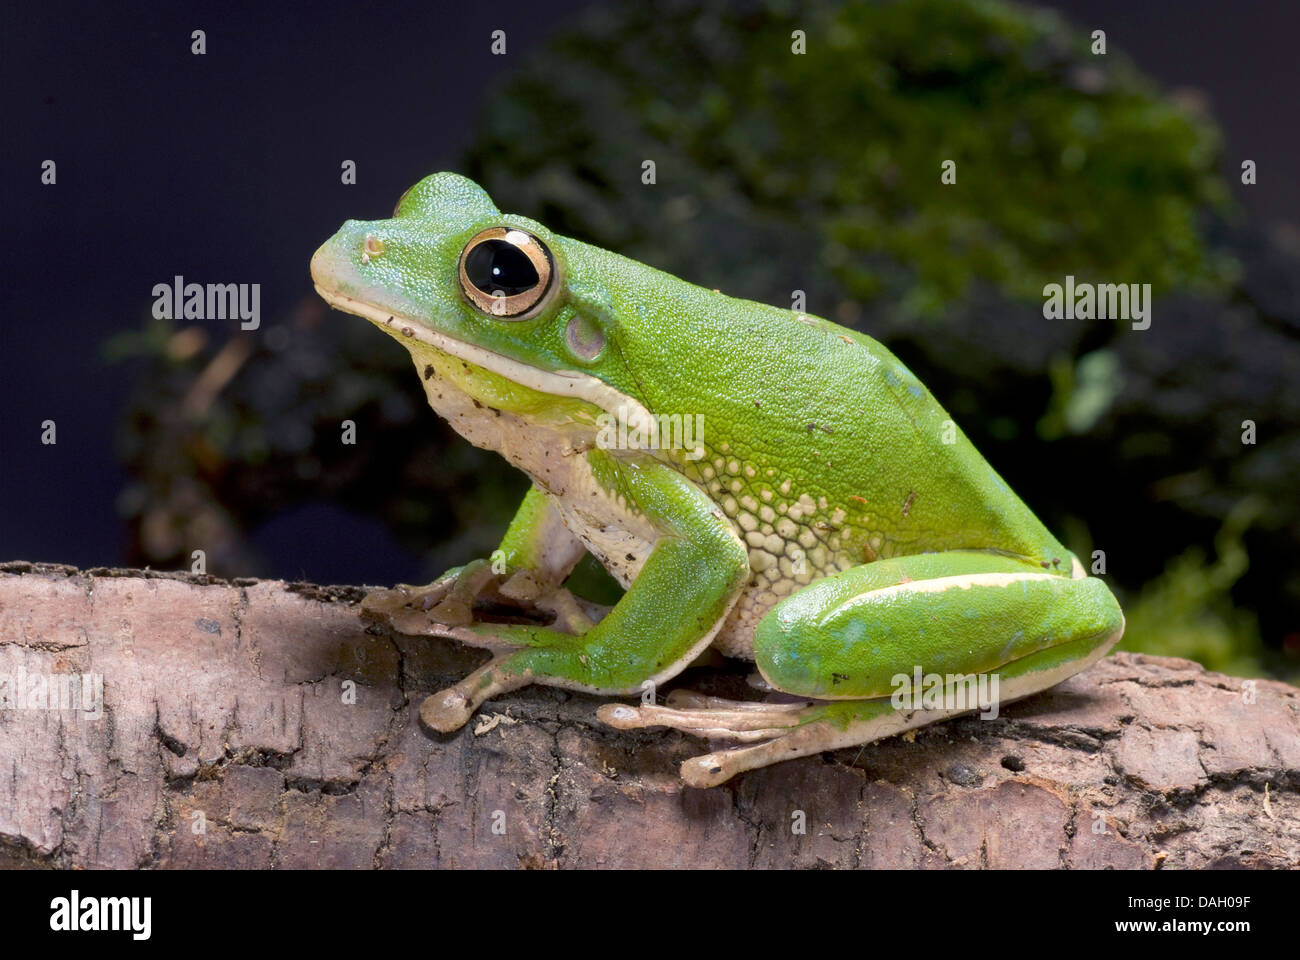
[0,561,1296,869]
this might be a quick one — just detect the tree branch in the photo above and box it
[1,562,1296,868]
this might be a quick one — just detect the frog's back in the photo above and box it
[613,275,1069,583]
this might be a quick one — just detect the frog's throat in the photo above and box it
[315,284,656,436]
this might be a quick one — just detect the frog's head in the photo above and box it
[311,172,650,433]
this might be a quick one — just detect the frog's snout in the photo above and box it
[310,227,359,296]
[308,241,332,287]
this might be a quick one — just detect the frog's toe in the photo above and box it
[661,705,854,785]
[419,687,474,733]
[360,579,470,633]
[419,652,536,733]
[680,730,831,787]
[680,721,843,787]
[596,698,806,742]
[680,751,764,789]
[680,694,989,785]
[532,585,605,634]
[681,742,801,788]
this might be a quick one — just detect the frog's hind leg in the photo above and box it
[601,550,1124,787]
[675,698,962,787]
[612,626,1120,788]
[597,689,934,781]
[674,625,1121,787]
[597,694,811,743]
[598,691,945,782]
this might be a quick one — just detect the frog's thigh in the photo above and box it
[754,551,1124,699]
[622,552,1124,787]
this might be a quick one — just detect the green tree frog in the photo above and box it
[310,173,1124,787]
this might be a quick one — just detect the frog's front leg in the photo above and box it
[361,483,589,636]
[603,550,1124,787]
[419,453,750,733]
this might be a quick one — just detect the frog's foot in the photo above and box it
[597,694,809,743]
[597,693,968,788]
[651,552,1126,786]
[361,559,497,634]
[676,707,924,789]
[415,602,618,732]
[617,615,1125,787]
[419,652,536,733]
[362,559,604,643]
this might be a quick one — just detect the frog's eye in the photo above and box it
[458,227,555,319]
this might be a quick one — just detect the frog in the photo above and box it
[310,172,1124,788]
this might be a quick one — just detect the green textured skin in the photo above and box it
[497,485,564,571]
[311,172,1122,700]
[459,451,748,690]
[754,551,1124,698]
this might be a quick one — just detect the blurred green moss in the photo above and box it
[1118,497,1292,683]
[466,0,1232,323]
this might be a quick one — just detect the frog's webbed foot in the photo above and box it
[362,561,613,733]
[415,611,590,733]
[598,691,810,741]
[596,691,831,787]
[419,651,535,732]
[361,564,613,728]
[361,559,608,647]
[597,691,945,788]
[676,721,863,789]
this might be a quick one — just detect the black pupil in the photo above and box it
[464,239,539,297]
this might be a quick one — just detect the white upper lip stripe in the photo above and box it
[313,283,657,434]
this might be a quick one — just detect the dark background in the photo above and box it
[4,0,1298,675]
[4,0,590,578]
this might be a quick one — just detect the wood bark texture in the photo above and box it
[1,562,1296,869]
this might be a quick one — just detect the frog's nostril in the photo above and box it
[361,233,386,264]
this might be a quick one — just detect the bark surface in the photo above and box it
[1,562,1296,869]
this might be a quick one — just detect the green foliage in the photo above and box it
[466,0,1230,323]
[1037,347,1124,440]
[1118,498,1287,682]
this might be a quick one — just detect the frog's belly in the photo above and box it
[709,594,764,660]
